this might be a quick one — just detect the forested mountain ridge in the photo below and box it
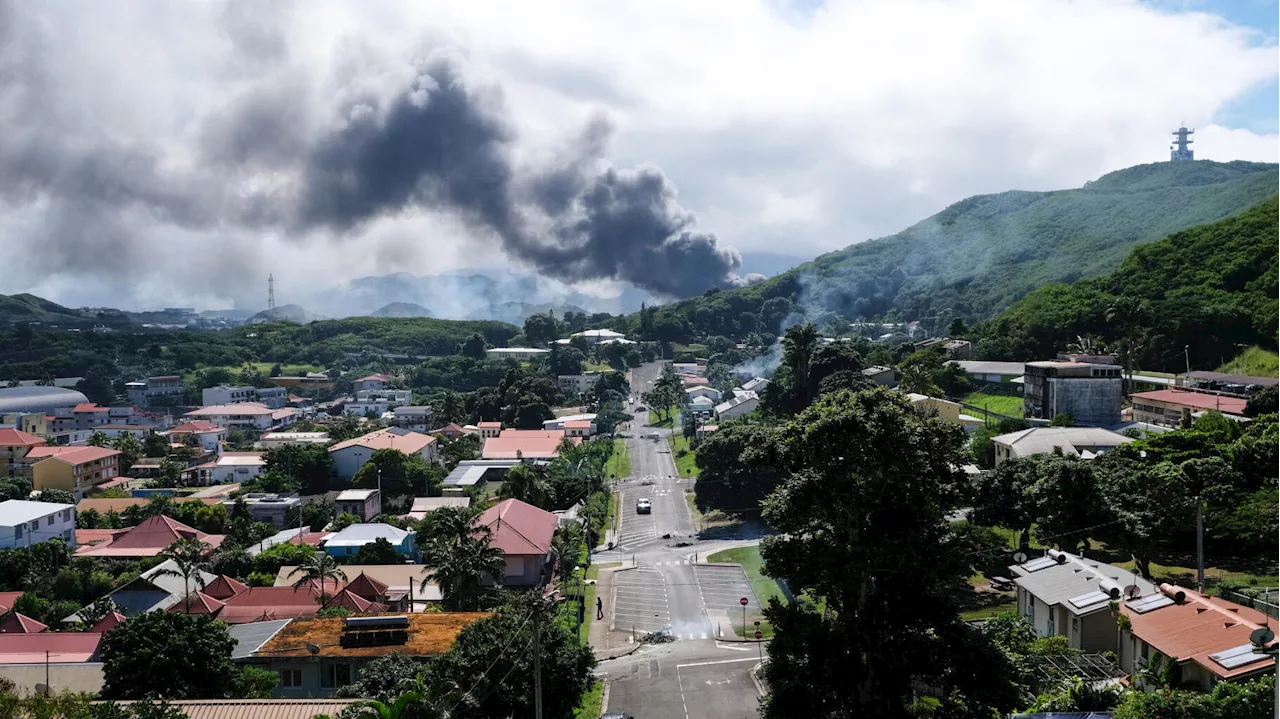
[973,195,1279,369]
[629,160,1277,341]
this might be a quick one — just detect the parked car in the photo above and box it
[636,498,651,514]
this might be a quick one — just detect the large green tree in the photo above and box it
[263,443,334,495]
[756,386,1018,717]
[352,449,441,498]
[418,513,505,612]
[100,612,264,699]
[692,423,780,518]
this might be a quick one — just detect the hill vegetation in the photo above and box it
[0,293,101,326]
[1217,346,1279,378]
[972,195,1278,370]
[371,302,436,318]
[617,160,1278,342]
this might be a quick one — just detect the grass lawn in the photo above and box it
[708,546,785,638]
[605,438,632,479]
[961,600,1017,621]
[647,408,675,427]
[1217,346,1279,378]
[669,431,698,478]
[193,361,323,377]
[583,361,614,373]
[1109,559,1279,591]
[573,678,605,719]
[960,390,1024,418]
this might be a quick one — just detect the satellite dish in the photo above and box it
[306,643,321,655]
[34,683,50,698]
[1012,552,1028,564]
[1124,585,1142,599]
[1250,627,1275,647]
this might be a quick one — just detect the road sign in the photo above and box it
[740,597,749,606]
[755,630,763,640]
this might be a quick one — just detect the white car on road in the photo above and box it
[635,498,652,514]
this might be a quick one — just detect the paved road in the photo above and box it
[599,363,765,719]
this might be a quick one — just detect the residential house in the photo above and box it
[346,389,414,417]
[1178,371,1278,397]
[681,376,711,389]
[570,329,628,344]
[686,396,716,416]
[484,347,549,361]
[904,393,983,432]
[0,631,103,666]
[388,406,432,432]
[124,375,185,408]
[0,429,46,480]
[334,489,381,522]
[74,515,224,558]
[274,565,442,610]
[28,446,121,499]
[244,528,328,556]
[320,523,416,560]
[1119,584,1277,689]
[206,586,344,624]
[861,366,898,387]
[1010,549,1157,653]
[0,500,76,549]
[167,421,227,452]
[256,431,330,449]
[184,403,294,433]
[714,393,759,420]
[0,413,48,436]
[93,425,151,442]
[98,700,362,719]
[739,377,769,394]
[221,494,300,529]
[1023,361,1123,427]
[202,385,288,409]
[63,558,217,622]
[201,452,267,485]
[476,498,557,588]
[403,496,470,522]
[1130,390,1248,427]
[476,422,502,439]
[541,414,596,432]
[352,374,395,393]
[684,386,722,405]
[48,403,109,434]
[562,420,592,438]
[442,459,524,489]
[76,496,221,516]
[949,360,1025,384]
[246,614,484,697]
[481,430,577,461]
[557,374,599,395]
[328,428,438,481]
[430,423,469,440]
[992,427,1135,466]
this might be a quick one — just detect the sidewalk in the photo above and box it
[587,561,644,660]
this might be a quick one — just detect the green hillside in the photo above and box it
[630,160,1278,340]
[973,195,1278,370]
[0,293,97,326]
[1217,347,1279,378]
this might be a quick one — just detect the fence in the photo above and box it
[959,402,1023,426]
[1218,588,1280,619]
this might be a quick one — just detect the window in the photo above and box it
[279,669,303,688]
[46,515,54,526]
[1072,617,1079,632]
[1046,614,1054,636]
[321,663,351,689]
[29,521,38,533]
[14,525,23,540]
[1027,598,1035,625]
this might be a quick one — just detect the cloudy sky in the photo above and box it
[1,0,1276,311]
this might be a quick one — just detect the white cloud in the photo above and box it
[0,0,1275,309]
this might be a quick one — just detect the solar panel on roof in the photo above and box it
[1125,594,1174,614]
[1068,590,1111,610]
[1022,556,1058,573]
[1209,643,1269,670]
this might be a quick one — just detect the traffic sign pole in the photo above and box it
[740,596,748,638]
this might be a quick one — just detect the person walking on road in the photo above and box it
[596,596,604,620]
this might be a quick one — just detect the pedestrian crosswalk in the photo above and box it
[647,560,693,567]
[625,632,710,644]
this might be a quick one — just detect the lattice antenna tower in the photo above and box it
[268,274,276,311]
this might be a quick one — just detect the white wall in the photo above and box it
[0,507,77,549]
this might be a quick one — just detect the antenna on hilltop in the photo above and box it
[268,274,276,312]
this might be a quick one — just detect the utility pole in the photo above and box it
[1184,345,1190,375]
[533,607,544,719]
[1195,496,1205,593]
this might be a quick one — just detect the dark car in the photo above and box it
[601,714,634,719]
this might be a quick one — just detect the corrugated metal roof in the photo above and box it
[102,700,361,719]
[227,619,292,660]
[1011,552,1156,616]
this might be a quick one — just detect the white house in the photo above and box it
[485,347,550,361]
[256,431,330,449]
[321,523,416,559]
[167,421,227,452]
[201,385,289,409]
[715,392,759,420]
[389,406,432,432]
[352,374,395,393]
[204,452,267,485]
[1010,549,1156,652]
[335,489,382,522]
[685,386,722,404]
[328,427,438,480]
[557,375,599,395]
[0,500,76,549]
[991,427,1134,466]
[184,403,294,432]
[570,329,627,345]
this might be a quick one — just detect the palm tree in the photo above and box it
[499,464,550,508]
[551,523,584,588]
[341,671,459,719]
[782,323,820,401]
[1067,334,1106,355]
[440,390,460,425]
[420,527,506,612]
[288,551,348,607]
[154,537,211,613]
[87,431,110,448]
[1105,296,1149,394]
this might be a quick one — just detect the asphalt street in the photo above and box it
[599,362,766,719]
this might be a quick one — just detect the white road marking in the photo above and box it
[677,657,761,668]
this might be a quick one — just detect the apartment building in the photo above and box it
[27,446,121,499]
[1023,361,1122,427]
[0,500,76,549]
[202,385,289,409]
[0,429,47,480]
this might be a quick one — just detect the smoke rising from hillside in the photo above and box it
[0,5,747,301]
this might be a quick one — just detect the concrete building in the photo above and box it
[0,500,76,549]
[352,374,395,393]
[861,366,898,387]
[167,421,226,452]
[484,347,549,361]
[541,414,597,434]
[991,427,1134,466]
[949,360,1025,384]
[684,386,722,404]
[223,494,299,529]
[1,413,48,436]
[321,523,415,560]
[184,403,296,433]
[557,374,599,395]
[334,489,381,522]
[570,329,627,344]
[328,428,438,481]
[27,446,120,499]
[202,453,267,485]
[1130,390,1248,427]
[476,422,502,439]
[0,429,47,480]
[0,387,89,416]
[388,406,431,432]
[1023,361,1122,427]
[202,385,288,409]
[256,432,330,449]
[125,376,185,408]
[714,392,759,420]
[345,389,413,417]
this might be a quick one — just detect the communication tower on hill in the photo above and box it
[1170,125,1195,162]
[268,274,276,312]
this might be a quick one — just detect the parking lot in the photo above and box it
[612,566,671,638]
[694,564,759,624]
[616,490,658,549]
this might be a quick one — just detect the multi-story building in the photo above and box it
[125,376,185,408]
[222,493,300,529]
[27,446,121,499]
[49,403,110,433]
[0,413,48,436]
[0,429,47,480]
[201,385,288,409]
[183,403,296,433]
[0,500,76,549]
[1023,361,1122,427]
[334,489,382,522]
[557,374,599,396]
[1130,390,1248,427]
[388,406,431,432]
[352,374,396,393]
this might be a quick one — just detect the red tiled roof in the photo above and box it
[26,445,120,465]
[357,374,394,382]
[432,423,468,437]
[90,612,127,633]
[0,613,46,634]
[477,422,502,428]
[563,420,591,429]
[342,572,389,601]
[0,633,102,663]
[201,575,250,601]
[0,429,46,448]
[329,428,435,454]
[75,528,122,547]
[481,436,577,460]
[215,586,324,624]
[0,593,23,614]
[476,498,557,556]
[75,515,222,557]
[1123,584,1277,680]
[1131,390,1248,415]
[170,421,223,434]
[73,404,109,413]
[323,589,386,614]
[169,591,225,616]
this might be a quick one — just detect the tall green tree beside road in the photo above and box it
[100,611,268,699]
[693,423,780,518]
[758,386,1018,717]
